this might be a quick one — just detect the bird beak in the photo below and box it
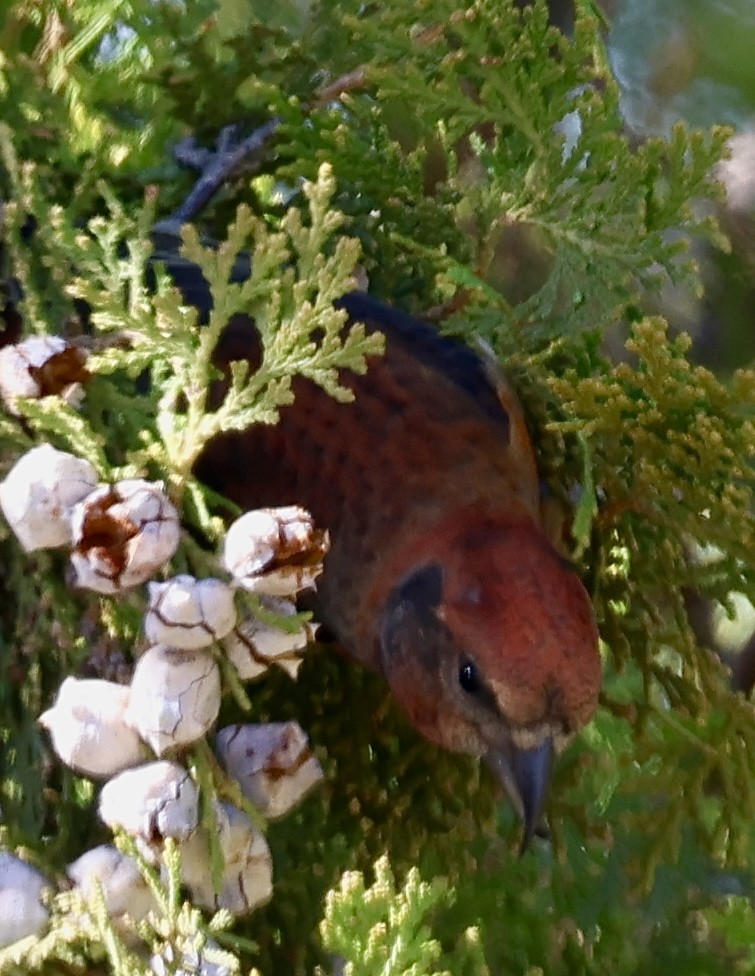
[484,737,554,852]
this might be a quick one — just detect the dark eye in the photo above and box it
[458,659,481,694]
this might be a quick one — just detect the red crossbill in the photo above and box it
[196,290,601,846]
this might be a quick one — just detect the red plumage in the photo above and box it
[196,290,601,841]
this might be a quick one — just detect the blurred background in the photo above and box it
[608,0,755,375]
[522,0,755,689]
[607,0,755,688]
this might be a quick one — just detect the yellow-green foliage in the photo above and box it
[0,2,753,975]
[318,855,489,976]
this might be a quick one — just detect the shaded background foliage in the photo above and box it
[0,1,753,973]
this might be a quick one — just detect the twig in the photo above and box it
[158,118,281,232]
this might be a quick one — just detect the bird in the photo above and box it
[3,126,602,845]
[192,285,602,848]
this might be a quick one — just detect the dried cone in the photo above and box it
[0,852,51,947]
[150,941,233,976]
[223,506,328,597]
[39,677,144,778]
[0,444,98,552]
[145,575,236,650]
[0,335,89,413]
[67,844,157,925]
[179,802,273,915]
[99,761,199,845]
[222,597,314,680]
[215,722,323,819]
[70,479,180,594]
[125,645,221,756]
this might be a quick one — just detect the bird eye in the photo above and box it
[458,659,481,694]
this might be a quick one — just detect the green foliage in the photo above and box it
[0,1,753,975]
[539,319,755,868]
[318,855,488,976]
[0,837,246,976]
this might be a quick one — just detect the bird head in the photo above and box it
[376,503,601,847]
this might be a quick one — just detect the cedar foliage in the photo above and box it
[0,1,753,973]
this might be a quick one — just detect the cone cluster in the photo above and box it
[0,433,329,947]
